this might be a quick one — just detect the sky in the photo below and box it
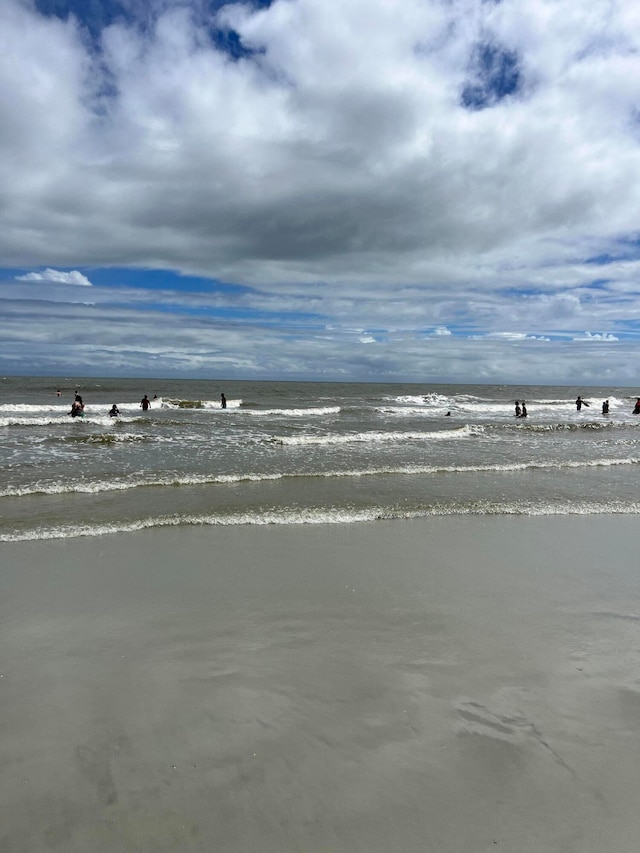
[2,0,640,384]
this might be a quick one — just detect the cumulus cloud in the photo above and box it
[16,269,93,286]
[1,0,640,281]
[573,332,620,342]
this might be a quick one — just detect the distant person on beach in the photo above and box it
[221,393,227,409]
[602,400,609,415]
[140,395,150,411]
[633,398,640,415]
[520,401,528,418]
[109,404,120,417]
[576,396,589,411]
[515,400,521,417]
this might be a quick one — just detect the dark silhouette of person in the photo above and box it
[109,404,120,417]
[576,396,590,411]
[515,400,521,417]
[221,393,227,409]
[140,395,150,411]
[633,398,640,415]
[602,400,609,415]
[521,401,528,418]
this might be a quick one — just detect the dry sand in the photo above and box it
[2,515,640,852]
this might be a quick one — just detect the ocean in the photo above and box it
[2,376,640,541]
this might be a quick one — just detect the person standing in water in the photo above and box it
[602,400,609,415]
[515,400,521,417]
[220,393,227,409]
[69,394,84,417]
[520,401,528,418]
[140,394,150,411]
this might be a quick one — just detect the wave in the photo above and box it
[4,499,640,542]
[375,406,449,416]
[392,394,450,406]
[3,456,639,499]
[0,403,161,414]
[162,398,241,410]
[240,406,341,417]
[0,415,184,428]
[269,425,474,446]
[0,417,70,427]
[0,404,69,414]
[60,432,156,445]
[0,471,286,497]
[486,420,640,433]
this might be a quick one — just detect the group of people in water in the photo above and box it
[68,391,152,418]
[512,396,640,418]
[577,395,640,416]
[64,387,640,420]
[66,390,229,417]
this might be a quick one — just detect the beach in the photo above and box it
[2,515,640,852]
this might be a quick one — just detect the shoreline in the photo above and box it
[2,515,640,852]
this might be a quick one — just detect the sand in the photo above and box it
[2,515,640,852]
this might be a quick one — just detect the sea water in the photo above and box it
[1,376,640,541]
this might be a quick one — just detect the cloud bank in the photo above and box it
[1,0,640,381]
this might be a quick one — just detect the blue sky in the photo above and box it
[2,0,640,382]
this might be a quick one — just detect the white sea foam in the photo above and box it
[162,397,241,410]
[392,393,451,407]
[240,406,341,417]
[375,406,447,416]
[4,499,640,542]
[0,403,70,413]
[3,456,638,498]
[271,425,474,446]
[0,471,284,497]
[71,432,153,444]
[0,417,67,427]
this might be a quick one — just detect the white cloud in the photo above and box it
[573,332,620,342]
[16,269,93,286]
[482,332,530,341]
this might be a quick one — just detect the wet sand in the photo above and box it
[2,516,640,852]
